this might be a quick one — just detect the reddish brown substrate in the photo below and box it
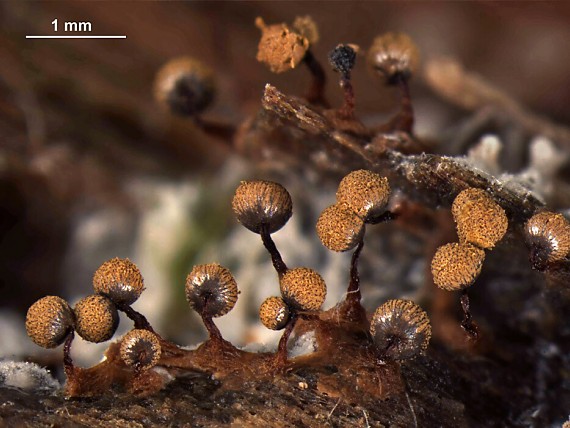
[64,298,402,401]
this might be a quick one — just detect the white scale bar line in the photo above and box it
[26,35,126,39]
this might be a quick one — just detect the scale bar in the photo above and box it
[26,35,126,39]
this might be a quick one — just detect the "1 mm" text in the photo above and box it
[51,19,92,32]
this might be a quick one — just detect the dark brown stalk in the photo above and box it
[194,117,236,143]
[63,331,75,378]
[338,75,356,119]
[260,223,288,278]
[275,313,298,367]
[117,303,154,332]
[460,290,479,340]
[303,50,329,107]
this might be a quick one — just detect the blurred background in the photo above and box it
[1,1,570,369]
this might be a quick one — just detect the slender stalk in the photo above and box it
[347,239,365,300]
[303,50,328,107]
[197,295,236,350]
[194,117,236,143]
[260,223,288,278]
[367,210,397,225]
[200,313,224,342]
[276,313,298,366]
[117,303,154,332]
[337,238,368,324]
[460,290,479,340]
[63,330,75,378]
[338,75,355,119]
[329,233,367,325]
[395,75,414,134]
